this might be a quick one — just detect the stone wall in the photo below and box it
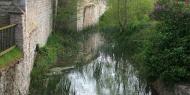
[77,0,107,31]
[175,85,190,95]
[0,1,29,94]
[0,61,20,95]
[0,0,53,95]
[13,0,53,94]
[26,0,53,47]
[152,80,175,95]
[0,0,12,26]
[152,80,190,95]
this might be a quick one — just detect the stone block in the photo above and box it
[175,85,190,95]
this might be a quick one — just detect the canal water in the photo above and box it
[29,32,153,95]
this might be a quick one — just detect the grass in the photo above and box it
[30,29,95,94]
[0,47,22,68]
[31,33,63,77]
[30,32,64,94]
[30,30,82,80]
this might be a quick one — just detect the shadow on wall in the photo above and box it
[83,4,96,28]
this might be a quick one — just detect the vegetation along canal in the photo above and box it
[29,0,190,95]
[29,31,154,95]
[0,0,190,95]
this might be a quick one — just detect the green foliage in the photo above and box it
[100,0,155,59]
[101,0,155,30]
[29,30,84,94]
[101,0,190,85]
[30,0,100,93]
[30,33,63,91]
[55,0,78,31]
[30,28,91,94]
[143,1,190,84]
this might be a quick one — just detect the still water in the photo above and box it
[30,33,152,95]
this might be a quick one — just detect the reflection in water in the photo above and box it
[30,33,152,95]
[67,53,150,95]
[39,52,151,95]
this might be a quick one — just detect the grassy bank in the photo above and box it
[30,32,64,94]
[31,33,63,78]
[29,28,92,94]
[0,47,22,69]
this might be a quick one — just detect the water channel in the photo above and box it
[29,32,154,95]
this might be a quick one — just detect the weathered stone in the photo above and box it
[175,85,190,95]
[26,0,53,47]
[77,0,107,31]
[152,80,190,95]
[0,61,19,95]
[0,0,53,95]
[152,80,175,95]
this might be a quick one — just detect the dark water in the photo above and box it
[30,33,153,95]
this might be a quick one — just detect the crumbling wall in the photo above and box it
[77,0,107,31]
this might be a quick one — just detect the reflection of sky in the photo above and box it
[66,53,151,95]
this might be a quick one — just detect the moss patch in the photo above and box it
[0,47,22,68]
